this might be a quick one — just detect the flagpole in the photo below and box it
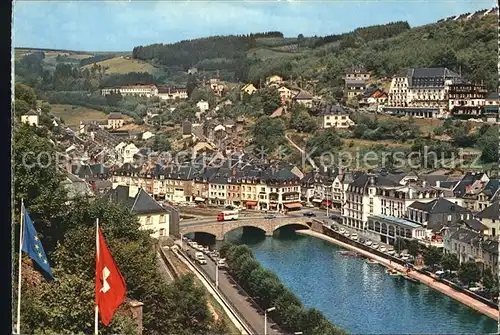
[95,218,99,335]
[16,199,24,335]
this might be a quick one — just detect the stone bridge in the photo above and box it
[180,217,312,240]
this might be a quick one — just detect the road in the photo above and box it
[156,251,175,282]
[183,245,283,335]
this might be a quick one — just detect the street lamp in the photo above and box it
[264,306,276,335]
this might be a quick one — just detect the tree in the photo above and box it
[305,129,343,160]
[258,87,281,115]
[394,237,407,252]
[406,240,420,257]
[15,83,37,108]
[458,261,481,287]
[477,126,499,163]
[289,105,318,133]
[252,117,286,153]
[14,99,31,117]
[14,124,69,251]
[440,253,459,271]
[151,135,172,152]
[482,267,494,291]
[422,246,443,268]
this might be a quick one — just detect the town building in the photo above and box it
[196,100,210,113]
[322,105,355,129]
[344,80,366,100]
[344,66,371,81]
[157,86,188,100]
[475,201,500,237]
[21,110,39,127]
[359,87,388,108]
[447,83,488,117]
[103,185,172,238]
[101,84,159,98]
[293,90,314,108]
[387,67,462,115]
[265,75,284,87]
[277,86,294,105]
[241,83,257,96]
[107,112,125,129]
[208,78,225,97]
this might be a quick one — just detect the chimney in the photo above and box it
[129,185,139,198]
[128,300,144,335]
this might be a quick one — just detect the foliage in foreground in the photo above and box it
[220,243,348,335]
[14,123,227,334]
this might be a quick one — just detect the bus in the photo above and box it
[217,210,239,222]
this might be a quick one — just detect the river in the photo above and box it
[216,228,497,334]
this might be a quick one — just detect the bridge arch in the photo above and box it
[272,221,310,233]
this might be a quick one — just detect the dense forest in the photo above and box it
[313,21,410,48]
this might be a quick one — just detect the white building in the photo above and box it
[196,100,210,113]
[21,110,39,127]
[105,185,170,238]
[157,86,188,101]
[388,67,461,115]
[102,84,159,98]
[107,112,125,129]
[322,105,355,129]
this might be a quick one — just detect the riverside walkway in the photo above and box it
[297,229,499,321]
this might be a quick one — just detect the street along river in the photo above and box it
[215,228,497,334]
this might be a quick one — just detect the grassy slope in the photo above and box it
[50,104,108,126]
[82,56,158,74]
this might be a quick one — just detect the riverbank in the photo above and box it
[296,230,499,321]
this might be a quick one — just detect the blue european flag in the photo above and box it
[22,209,54,280]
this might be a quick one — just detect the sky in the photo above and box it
[13,0,497,52]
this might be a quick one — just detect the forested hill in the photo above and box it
[130,9,497,90]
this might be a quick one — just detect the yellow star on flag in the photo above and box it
[38,252,42,258]
[43,259,48,264]
[35,244,39,249]
[34,236,39,241]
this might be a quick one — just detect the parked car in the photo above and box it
[202,246,210,254]
[386,249,395,255]
[350,233,358,240]
[303,212,316,217]
[217,259,227,269]
[379,246,387,252]
[264,214,277,219]
[195,252,207,265]
[339,227,346,234]
[372,243,379,249]
[330,224,338,231]
[344,232,350,238]
[329,214,342,222]
[365,240,372,246]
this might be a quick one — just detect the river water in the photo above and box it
[218,228,497,334]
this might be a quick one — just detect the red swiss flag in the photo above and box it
[95,226,127,326]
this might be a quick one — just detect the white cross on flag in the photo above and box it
[95,225,126,326]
